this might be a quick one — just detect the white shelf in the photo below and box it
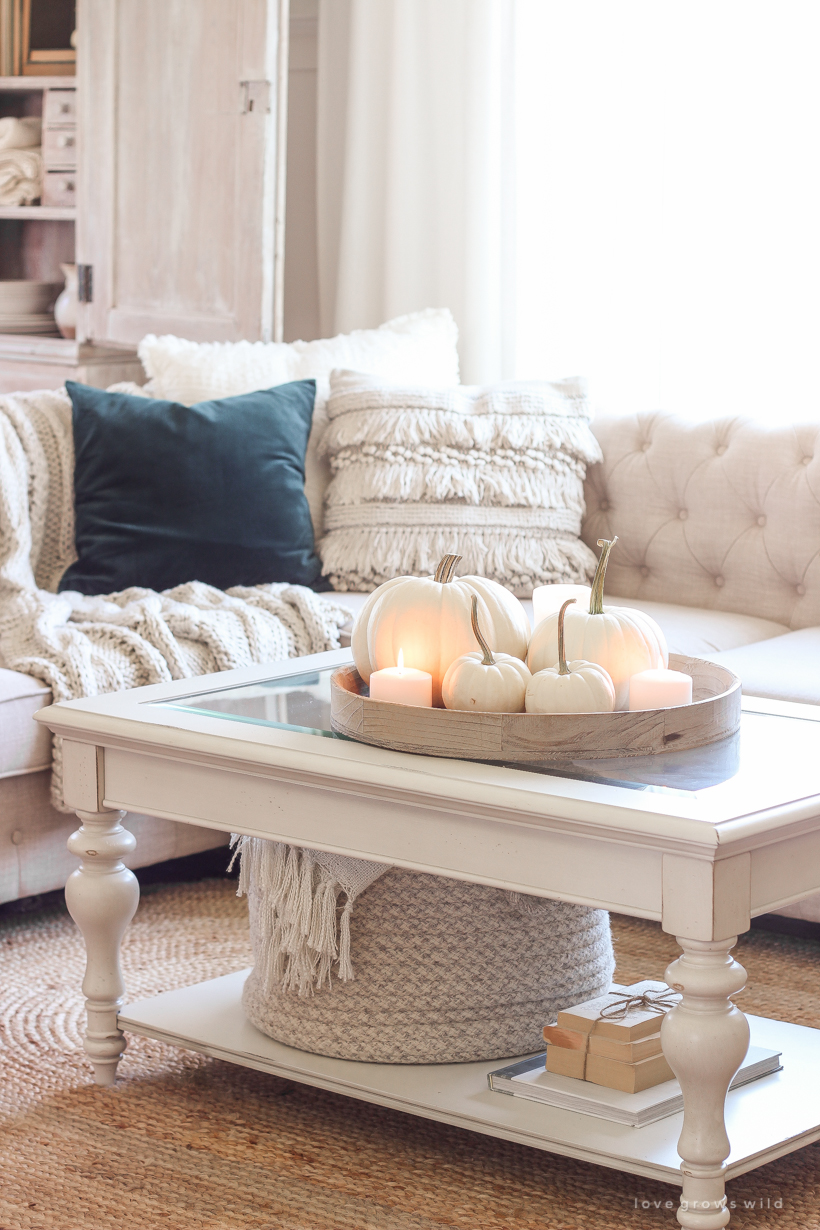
[119,970,820,1188]
[0,205,75,220]
[0,76,75,90]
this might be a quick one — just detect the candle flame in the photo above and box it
[397,648,404,674]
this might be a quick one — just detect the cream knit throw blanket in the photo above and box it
[0,389,386,983]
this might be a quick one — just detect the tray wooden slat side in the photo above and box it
[330,654,741,762]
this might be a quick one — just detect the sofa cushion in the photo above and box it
[59,380,322,595]
[584,413,820,631]
[137,309,462,540]
[704,628,820,705]
[610,598,790,658]
[0,669,52,778]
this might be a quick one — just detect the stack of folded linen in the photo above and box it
[0,116,42,205]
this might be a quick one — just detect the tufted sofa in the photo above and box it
[582,413,820,708]
[1,410,819,919]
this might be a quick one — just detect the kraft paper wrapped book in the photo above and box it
[555,979,681,1042]
[543,1024,663,1063]
[543,979,680,1093]
[546,1044,675,1092]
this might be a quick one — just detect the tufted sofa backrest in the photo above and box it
[582,413,820,631]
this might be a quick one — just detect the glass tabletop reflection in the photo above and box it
[154,666,820,813]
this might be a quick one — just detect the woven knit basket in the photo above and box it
[242,867,615,1064]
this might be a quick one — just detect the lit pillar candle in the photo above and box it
[532,584,592,628]
[369,650,433,707]
[629,668,693,711]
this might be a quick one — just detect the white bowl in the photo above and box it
[0,280,63,315]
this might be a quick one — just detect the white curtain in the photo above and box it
[514,1,820,424]
[316,1,820,421]
[316,0,515,385]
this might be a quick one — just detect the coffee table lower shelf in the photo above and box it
[119,971,820,1187]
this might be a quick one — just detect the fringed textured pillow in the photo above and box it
[318,371,603,596]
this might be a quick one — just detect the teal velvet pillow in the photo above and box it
[59,380,323,596]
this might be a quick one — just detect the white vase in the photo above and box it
[54,263,78,339]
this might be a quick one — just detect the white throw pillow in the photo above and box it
[318,371,603,596]
[137,309,460,538]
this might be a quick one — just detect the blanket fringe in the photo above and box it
[232,835,371,997]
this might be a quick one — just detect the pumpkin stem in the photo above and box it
[557,598,575,675]
[434,554,462,584]
[589,537,619,615]
[470,595,495,666]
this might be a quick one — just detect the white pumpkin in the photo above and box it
[354,554,530,705]
[442,597,531,712]
[527,538,668,710]
[525,599,616,714]
[350,576,408,685]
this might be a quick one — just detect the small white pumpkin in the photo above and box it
[525,599,616,713]
[527,538,668,710]
[442,596,532,712]
[353,554,530,706]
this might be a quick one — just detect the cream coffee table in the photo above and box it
[37,648,820,1229]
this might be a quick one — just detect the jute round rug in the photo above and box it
[0,879,818,1230]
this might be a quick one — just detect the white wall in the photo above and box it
[283,0,321,342]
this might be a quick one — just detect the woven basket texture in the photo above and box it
[243,867,615,1063]
[1,879,818,1230]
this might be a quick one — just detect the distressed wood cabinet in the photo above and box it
[76,0,289,347]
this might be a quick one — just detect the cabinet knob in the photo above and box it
[60,180,75,192]
[57,134,75,148]
[60,103,71,113]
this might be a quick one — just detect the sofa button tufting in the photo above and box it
[797,584,806,596]
[715,575,725,587]
[11,830,22,845]
[757,515,766,527]
[640,565,650,578]
[678,509,688,521]
[599,499,609,511]
[803,456,813,466]
[716,444,727,455]
[642,442,651,453]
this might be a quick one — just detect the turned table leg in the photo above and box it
[65,809,140,1085]
[661,937,749,1229]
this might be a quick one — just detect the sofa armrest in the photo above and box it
[0,670,53,779]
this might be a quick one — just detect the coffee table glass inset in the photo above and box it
[158,664,820,807]
[34,649,820,1229]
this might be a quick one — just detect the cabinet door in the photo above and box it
[76,0,288,345]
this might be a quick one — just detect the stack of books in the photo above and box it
[488,978,783,1127]
[543,979,680,1093]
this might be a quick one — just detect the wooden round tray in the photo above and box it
[330,654,741,762]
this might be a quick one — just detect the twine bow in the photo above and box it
[577,987,680,1079]
[596,987,680,1023]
